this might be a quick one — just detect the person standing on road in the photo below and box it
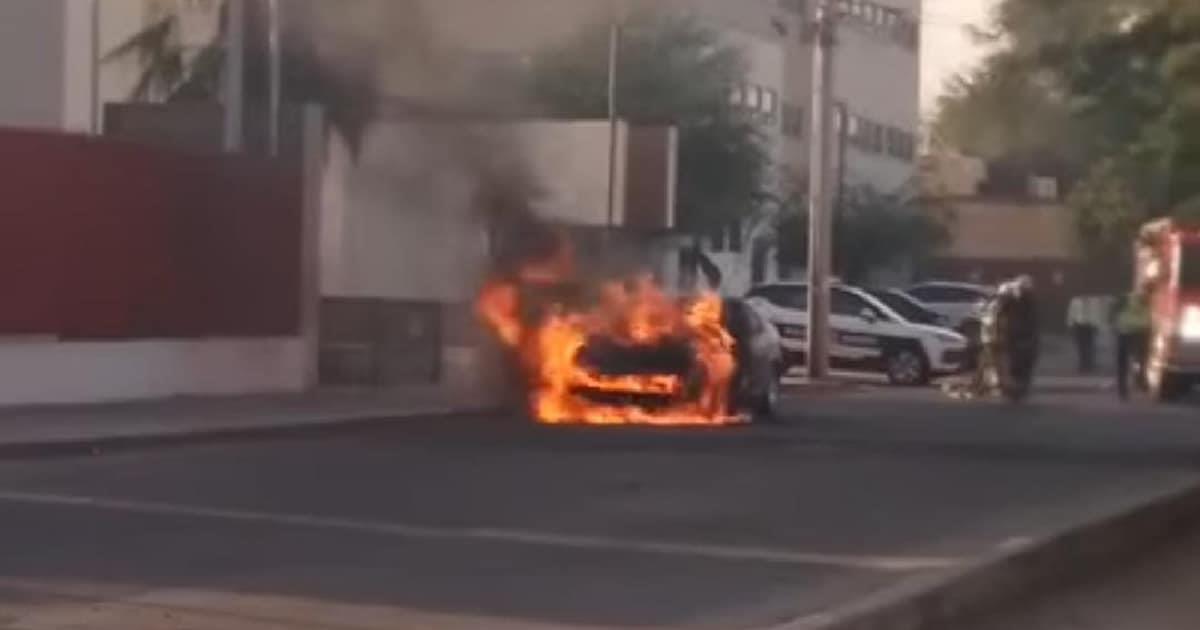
[1005,276,1040,400]
[1113,290,1151,400]
[1067,295,1102,374]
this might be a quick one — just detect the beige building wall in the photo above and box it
[941,200,1079,260]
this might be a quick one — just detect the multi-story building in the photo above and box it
[414,0,921,292]
[633,0,922,290]
[616,0,921,194]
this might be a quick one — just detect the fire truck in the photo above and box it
[1136,217,1200,401]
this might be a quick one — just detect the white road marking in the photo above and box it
[0,490,962,572]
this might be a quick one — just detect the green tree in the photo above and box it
[933,0,1200,255]
[932,52,1085,169]
[773,185,950,284]
[526,11,770,236]
[1068,156,1150,265]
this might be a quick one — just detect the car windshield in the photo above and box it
[867,290,940,325]
[1182,243,1200,290]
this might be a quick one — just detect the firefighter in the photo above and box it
[970,285,1006,397]
[974,276,1038,399]
[1007,276,1039,393]
[1113,289,1151,400]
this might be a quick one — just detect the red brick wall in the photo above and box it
[0,128,302,338]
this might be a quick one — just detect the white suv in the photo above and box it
[905,281,992,329]
[746,283,969,386]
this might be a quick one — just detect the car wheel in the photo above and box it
[1147,363,1190,402]
[885,347,929,387]
[753,370,781,421]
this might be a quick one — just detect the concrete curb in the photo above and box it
[0,404,506,459]
[774,480,1200,630]
[782,379,864,396]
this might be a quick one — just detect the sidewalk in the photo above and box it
[0,386,507,456]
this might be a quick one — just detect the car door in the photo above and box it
[830,288,887,370]
[746,285,809,348]
[739,303,779,396]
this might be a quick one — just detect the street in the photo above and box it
[1,386,1199,629]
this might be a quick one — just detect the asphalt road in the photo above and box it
[1,386,1199,629]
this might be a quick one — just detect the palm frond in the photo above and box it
[102,15,176,63]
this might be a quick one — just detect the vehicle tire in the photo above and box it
[1148,365,1190,402]
[885,347,930,387]
[754,370,781,421]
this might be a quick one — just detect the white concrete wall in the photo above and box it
[517,120,630,227]
[320,120,646,302]
[62,0,99,132]
[0,0,164,134]
[0,0,67,130]
[319,124,491,302]
[0,338,306,406]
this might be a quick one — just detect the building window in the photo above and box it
[762,89,778,116]
[707,222,745,253]
[747,85,763,111]
[845,113,891,155]
[728,221,744,254]
[782,104,805,138]
[729,85,746,106]
[885,127,916,162]
[777,0,807,15]
[732,84,782,125]
[836,0,919,51]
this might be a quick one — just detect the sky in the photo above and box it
[919,0,998,117]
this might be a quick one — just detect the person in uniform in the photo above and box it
[1113,289,1151,400]
[946,276,1037,400]
[1006,276,1039,395]
[1067,295,1104,373]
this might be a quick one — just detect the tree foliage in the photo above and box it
[932,53,1084,170]
[774,186,951,284]
[933,0,1200,256]
[526,11,770,235]
[103,0,393,154]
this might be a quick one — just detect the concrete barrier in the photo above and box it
[776,480,1200,630]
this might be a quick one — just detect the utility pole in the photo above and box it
[90,0,101,135]
[834,101,849,219]
[604,12,622,244]
[806,0,837,380]
[267,0,282,157]
[223,0,246,153]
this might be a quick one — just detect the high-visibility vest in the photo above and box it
[1116,295,1151,334]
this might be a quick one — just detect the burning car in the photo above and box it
[477,246,782,425]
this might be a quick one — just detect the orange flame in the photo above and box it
[477,250,740,426]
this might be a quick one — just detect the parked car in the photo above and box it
[869,287,982,369]
[863,288,950,328]
[905,281,992,329]
[575,298,784,420]
[746,283,969,386]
